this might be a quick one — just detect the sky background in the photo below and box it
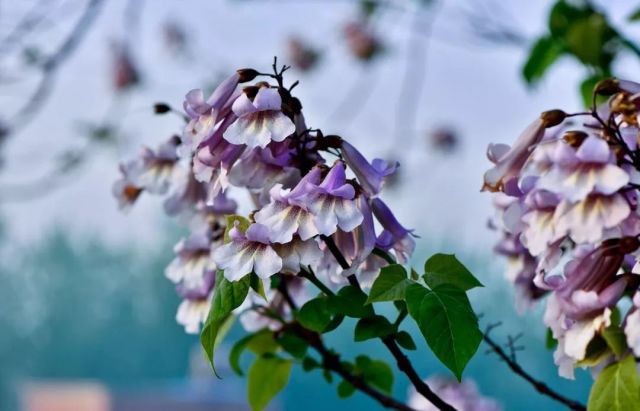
[1,0,640,410]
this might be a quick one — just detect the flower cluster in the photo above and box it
[114,62,414,335]
[482,79,640,378]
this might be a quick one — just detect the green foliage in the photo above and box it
[545,328,558,350]
[296,297,333,333]
[200,274,251,376]
[229,330,279,376]
[354,315,394,342]
[224,215,251,243]
[247,355,293,411]
[328,285,374,318]
[523,36,564,85]
[395,331,417,350]
[406,283,482,380]
[337,380,355,398]
[277,329,309,359]
[354,356,394,394]
[521,0,640,103]
[588,355,640,411]
[365,264,412,304]
[602,325,628,358]
[423,254,483,291]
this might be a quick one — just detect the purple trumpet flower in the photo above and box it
[371,197,415,263]
[482,110,566,193]
[137,136,181,195]
[112,160,144,211]
[165,232,217,290]
[306,161,364,236]
[341,140,398,196]
[223,86,295,149]
[213,222,282,281]
[254,168,322,243]
[183,72,241,148]
[551,238,637,320]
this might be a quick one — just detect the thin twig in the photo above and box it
[291,322,418,411]
[483,326,586,411]
[320,235,456,411]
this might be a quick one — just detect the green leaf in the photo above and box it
[356,356,394,394]
[200,274,251,376]
[277,329,308,359]
[302,356,320,371]
[228,330,277,376]
[354,315,395,342]
[577,336,611,367]
[247,355,293,411]
[365,264,411,304]
[423,254,483,291]
[229,333,255,376]
[548,0,591,37]
[250,272,267,301]
[406,283,482,381]
[603,326,628,358]
[396,331,417,350]
[224,215,250,243]
[296,297,332,333]
[337,380,355,398]
[564,13,610,67]
[629,7,640,22]
[522,36,564,85]
[328,285,374,318]
[588,355,640,411]
[545,328,558,350]
[579,74,608,108]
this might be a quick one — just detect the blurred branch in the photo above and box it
[289,322,418,411]
[391,1,440,150]
[9,0,106,135]
[0,0,57,57]
[483,323,586,411]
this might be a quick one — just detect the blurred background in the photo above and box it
[1,0,639,409]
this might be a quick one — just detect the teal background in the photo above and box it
[0,223,592,410]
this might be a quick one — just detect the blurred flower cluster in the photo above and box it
[113,62,413,335]
[483,79,640,378]
[408,377,501,411]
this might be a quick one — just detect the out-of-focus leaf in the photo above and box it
[580,74,608,108]
[522,36,564,85]
[337,380,355,398]
[588,355,640,411]
[396,331,417,350]
[296,297,332,333]
[354,315,394,341]
[224,215,250,243]
[277,329,308,359]
[229,330,277,376]
[247,355,293,411]
[355,356,394,394]
[628,7,640,21]
[602,326,628,358]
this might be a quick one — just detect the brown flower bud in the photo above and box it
[236,68,259,83]
[153,103,172,114]
[562,130,588,147]
[540,109,566,128]
[594,78,620,96]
